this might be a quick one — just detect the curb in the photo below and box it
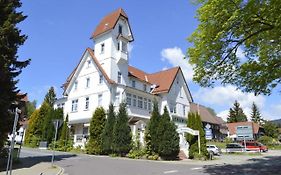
[55,165,64,175]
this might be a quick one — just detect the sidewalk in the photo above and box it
[0,162,63,175]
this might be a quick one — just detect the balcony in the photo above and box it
[117,51,128,63]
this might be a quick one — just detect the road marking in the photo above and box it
[191,167,203,170]
[163,170,178,174]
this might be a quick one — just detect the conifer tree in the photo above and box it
[101,104,116,154]
[44,87,56,107]
[157,106,179,160]
[251,102,262,124]
[227,100,247,123]
[40,102,53,143]
[86,107,106,154]
[24,109,41,147]
[0,0,30,150]
[145,100,160,154]
[112,102,132,156]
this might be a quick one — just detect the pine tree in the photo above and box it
[0,0,30,150]
[86,107,106,154]
[44,87,56,107]
[227,100,247,123]
[40,102,53,143]
[112,102,132,156]
[251,102,262,124]
[157,106,179,160]
[145,100,160,154]
[101,104,116,154]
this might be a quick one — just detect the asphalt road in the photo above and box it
[18,148,281,175]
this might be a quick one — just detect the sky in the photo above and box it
[17,0,281,121]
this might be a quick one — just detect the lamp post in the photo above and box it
[6,107,21,175]
[51,119,62,167]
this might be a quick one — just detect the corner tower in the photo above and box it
[91,8,134,84]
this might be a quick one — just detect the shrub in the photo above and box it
[127,149,145,159]
[258,136,274,146]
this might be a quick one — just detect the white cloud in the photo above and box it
[161,47,194,81]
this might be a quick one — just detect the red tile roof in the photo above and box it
[190,103,220,124]
[91,8,128,38]
[128,66,180,94]
[226,122,260,135]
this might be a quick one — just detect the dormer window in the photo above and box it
[118,25,123,35]
[101,43,105,54]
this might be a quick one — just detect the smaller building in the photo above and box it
[226,121,264,141]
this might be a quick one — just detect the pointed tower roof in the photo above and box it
[91,8,129,39]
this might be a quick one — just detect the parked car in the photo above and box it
[226,143,245,153]
[240,141,268,152]
[207,145,222,155]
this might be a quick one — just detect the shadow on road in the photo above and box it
[203,155,281,175]
[0,152,77,172]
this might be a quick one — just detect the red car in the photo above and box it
[240,141,268,152]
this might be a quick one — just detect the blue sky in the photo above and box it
[17,0,280,120]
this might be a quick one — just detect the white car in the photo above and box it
[207,145,221,155]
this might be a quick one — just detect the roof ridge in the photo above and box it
[148,66,180,75]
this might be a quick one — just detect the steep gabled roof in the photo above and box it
[91,8,128,38]
[190,103,220,124]
[63,48,115,95]
[128,65,149,83]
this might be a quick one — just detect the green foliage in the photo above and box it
[58,115,71,151]
[0,0,30,150]
[145,100,161,155]
[86,107,106,155]
[258,136,274,146]
[112,102,132,156]
[263,121,279,139]
[44,87,56,107]
[157,106,179,160]
[186,112,208,159]
[24,109,41,147]
[26,100,36,118]
[127,149,146,159]
[40,102,53,143]
[101,104,116,154]
[250,102,262,124]
[188,0,281,95]
[227,101,247,123]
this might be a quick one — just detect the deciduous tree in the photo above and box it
[188,0,281,95]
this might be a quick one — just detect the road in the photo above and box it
[18,148,281,175]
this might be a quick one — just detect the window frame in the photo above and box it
[85,97,89,110]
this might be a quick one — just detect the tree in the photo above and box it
[44,87,56,107]
[59,115,69,146]
[227,101,247,123]
[86,107,106,154]
[250,102,262,124]
[186,112,208,159]
[0,0,30,150]
[145,100,161,154]
[157,106,179,160]
[24,109,41,147]
[112,102,132,156]
[263,121,279,139]
[101,104,116,154]
[187,0,281,95]
[26,100,37,118]
[40,102,53,143]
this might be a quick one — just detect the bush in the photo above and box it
[25,135,40,148]
[147,153,159,160]
[258,136,275,146]
[127,149,145,159]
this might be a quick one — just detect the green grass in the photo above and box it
[207,141,227,149]
[268,145,281,150]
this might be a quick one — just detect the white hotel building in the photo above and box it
[54,8,194,148]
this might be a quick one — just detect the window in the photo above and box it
[118,71,122,83]
[83,127,89,135]
[148,99,152,111]
[85,97,89,110]
[98,94,102,106]
[74,81,78,90]
[122,41,127,52]
[61,103,65,110]
[143,84,147,92]
[132,95,137,107]
[87,60,91,68]
[101,43,105,54]
[117,41,120,51]
[170,104,177,114]
[144,98,147,110]
[173,105,177,114]
[126,93,132,106]
[138,96,143,109]
[183,104,186,116]
[86,78,90,88]
[118,25,123,34]
[71,99,78,112]
[132,80,136,88]
[99,74,103,84]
